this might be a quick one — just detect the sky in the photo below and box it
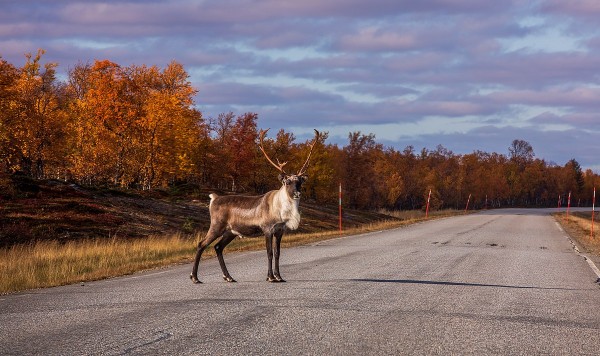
[1,0,599,171]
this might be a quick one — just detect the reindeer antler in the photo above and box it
[258,129,288,174]
[297,129,320,175]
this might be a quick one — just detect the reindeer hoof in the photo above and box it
[267,276,283,283]
[223,276,237,283]
[190,274,202,284]
[276,278,286,283]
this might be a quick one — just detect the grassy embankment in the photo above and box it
[0,209,458,294]
[554,211,600,256]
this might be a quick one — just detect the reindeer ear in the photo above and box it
[278,173,286,183]
[300,175,308,183]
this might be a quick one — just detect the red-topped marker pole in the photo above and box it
[566,191,572,220]
[592,187,596,239]
[465,193,471,212]
[425,189,431,218]
[338,182,342,235]
[557,194,561,211]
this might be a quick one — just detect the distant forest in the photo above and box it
[1,50,598,210]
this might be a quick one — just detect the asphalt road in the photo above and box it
[1,208,599,355]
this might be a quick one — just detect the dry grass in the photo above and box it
[0,209,462,295]
[554,211,600,256]
[0,234,195,294]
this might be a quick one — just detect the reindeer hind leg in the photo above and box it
[190,226,224,284]
[215,230,237,282]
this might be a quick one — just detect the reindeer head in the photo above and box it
[278,174,307,200]
[259,129,320,200]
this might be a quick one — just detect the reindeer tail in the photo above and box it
[208,193,218,208]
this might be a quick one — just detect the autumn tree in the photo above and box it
[4,51,600,210]
[567,159,585,193]
[0,50,68,178]
[307,142,345,204]
[509,139,535,165]
[371,147,405,209]
[131,62,205,188]
[213,112,259,192]
[66,59,204,187]
[582,169,599,206]
[209,112,236,189]
[506,139,535,205]
[395,146,421,209]
[67,60,136,185]
[480,152,510,207]
[432,146,460,209]
[301,131,338,203]
[343,132,383,209]
[559,159,585,203]
[0,57,19,173]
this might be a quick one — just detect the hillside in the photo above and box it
[0,173,393,247]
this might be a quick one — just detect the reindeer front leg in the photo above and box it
[265,232,278,282]
[273,230,286,282]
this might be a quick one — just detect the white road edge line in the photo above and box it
[584,257,600,283]
[554,221,563,232]
[556,220,600,283]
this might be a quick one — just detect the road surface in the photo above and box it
[1,208,599,355]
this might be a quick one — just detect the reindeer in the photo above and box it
[190,129,320,283]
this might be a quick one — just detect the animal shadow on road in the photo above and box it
[349,278,583,291]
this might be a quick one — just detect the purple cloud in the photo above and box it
[541,0,600,18]
[1,0,599,171]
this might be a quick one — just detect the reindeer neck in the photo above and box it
[274,184,294,203]
[274,185,301,230]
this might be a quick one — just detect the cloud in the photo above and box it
[487,86,600,108]
[530,111,600,131]
[198,82,345,106]
[541,0,600,18]
[1,0,599,171]
[336,27,420,52]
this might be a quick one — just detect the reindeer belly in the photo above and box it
[228,225,263,237]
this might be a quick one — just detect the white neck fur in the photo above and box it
[275,187,301,230]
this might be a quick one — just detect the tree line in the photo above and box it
[1,51,598,210]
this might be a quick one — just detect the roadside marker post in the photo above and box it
[592,187,596,239]
[425,189,431,218]
[339,182,342,235]
[465,193,471,212]
[566,191,571,220]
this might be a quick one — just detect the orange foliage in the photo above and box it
[1,50,598,211]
